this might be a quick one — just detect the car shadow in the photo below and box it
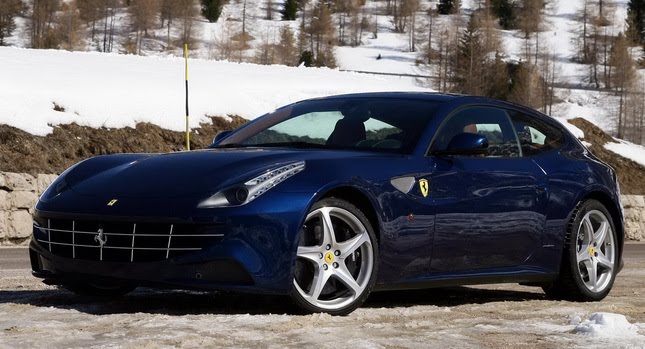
[365,286,547,308]
[0,285,546,316]
[0,288,290,315]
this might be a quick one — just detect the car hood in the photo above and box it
[67,148,381,199]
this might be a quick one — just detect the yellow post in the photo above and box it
[184,43,190,151]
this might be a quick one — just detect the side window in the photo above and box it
[508,110,564,156]
[431,106,521,158]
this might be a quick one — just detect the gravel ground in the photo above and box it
[0,246,644,349]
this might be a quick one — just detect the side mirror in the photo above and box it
[433,133,489,156]
[212,130,232,145]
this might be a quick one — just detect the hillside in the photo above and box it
[0,0,644,192]
[569,117,645,194]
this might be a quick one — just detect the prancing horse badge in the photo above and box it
[419,179,429,198]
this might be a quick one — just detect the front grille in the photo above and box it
[33,218,224,262]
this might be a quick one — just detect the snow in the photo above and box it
[605,141,645,168]
[554,117,585,139]
[0,0,644,172]
[0,47,426,136]
[574,312,643,340]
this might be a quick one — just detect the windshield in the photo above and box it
[217,97,441,154]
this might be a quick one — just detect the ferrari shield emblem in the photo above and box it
[107,199,118,206]
[419,179,429,197]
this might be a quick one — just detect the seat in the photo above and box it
[327,104,370,147]
[326,119,366,146]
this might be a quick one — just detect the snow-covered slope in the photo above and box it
[1,0,644,165]
[0,47,425,136]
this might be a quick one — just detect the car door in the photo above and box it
[428,106,549,273]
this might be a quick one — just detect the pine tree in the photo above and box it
[454,14,486,94]
[437,0,460,15]
[0,0,21,45]
[201,0,225,23]
[626,0,645,44]
[282,0,298,20]
[491,0,515,29]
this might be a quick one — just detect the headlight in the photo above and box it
[198,161,305,208]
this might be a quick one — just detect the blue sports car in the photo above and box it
[30,92,624,315]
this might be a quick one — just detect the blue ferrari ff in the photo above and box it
[30,92,623,315]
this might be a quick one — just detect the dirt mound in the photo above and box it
[2,116,643,194]
[568,118,645,195]
[0,116,247,175]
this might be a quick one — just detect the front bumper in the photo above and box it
[30,240,257,292]
[30,191,315,295]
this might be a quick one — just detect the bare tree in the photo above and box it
[404,0,421,52]
[177,0,199,46]
[609,33,636,138]
[77,0,101,41]
[98,0,121,53]
[275,25,298,65]
[254,27,276,64]
[213,21,235,60]
[57,0,84,51]
[624,74,645,144]
[577,0,591,63]
[303,1,337,67]
[517,0,543,65]
[128,0,160,54]
[266,0,273,20]
[29,0,61,49]
[160,0,181,47]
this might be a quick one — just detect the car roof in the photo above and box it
[306,91,462,103]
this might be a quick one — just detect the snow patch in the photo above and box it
[574,313,642,339]
[604,142,645,168]
[0,47,426,136]
[553,117,585,139]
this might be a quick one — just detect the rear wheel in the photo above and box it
[290,198,378,315]
[544,200,618,301]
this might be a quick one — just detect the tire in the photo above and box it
[290,197,379,315]
[61,280,136,298]
[543,199,618,301]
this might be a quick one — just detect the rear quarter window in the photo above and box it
[508,110,564,156]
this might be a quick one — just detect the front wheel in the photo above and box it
[544,200,618,301]
[290,198,378,315]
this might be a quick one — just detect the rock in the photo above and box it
[0,212,7,240]
[0,190,9,211]
[0,175,7,191]
[622,195,645,209]
[7,210,33,239]
[10,191,38,210]
[36,174,58,195]
[3,173,34,192]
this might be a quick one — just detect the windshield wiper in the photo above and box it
[251,142,333,149]
[215,143,255,148]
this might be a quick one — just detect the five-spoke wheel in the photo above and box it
[574,209,616,293]
[544,199,618,301]
[291,198,378,315]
